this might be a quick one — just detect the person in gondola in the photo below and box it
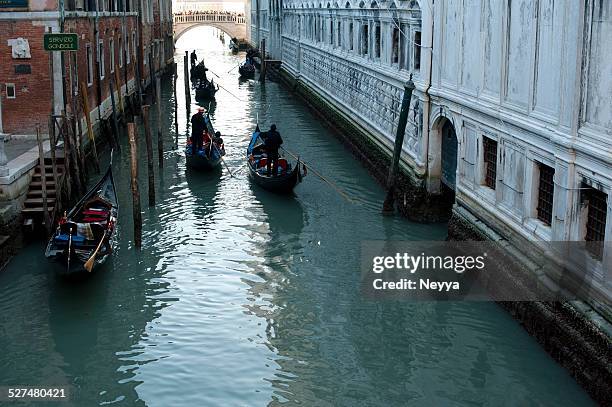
[190,50,197,66]
[190,107,206,154]
[264,124,283,176]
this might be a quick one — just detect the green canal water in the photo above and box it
[0,28,594,406]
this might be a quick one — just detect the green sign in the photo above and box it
[44,33,79,51]
[0,0,28,9]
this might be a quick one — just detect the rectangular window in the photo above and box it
[414,31,421,70]
[98,40,105,79]
[392,27,400,64]
[144,46,148,65]
[483,136,497,189]
[126,32,131,64]
[362,24,369,56]
[337,21,342,48]
[86,43,94,86]
[6,83,16,99]
[110,38,115,73]
[536,163,555,225]
[374,23,381,59]
[349,22,354,50]
[330,19,334,45]
[583,186,607,260]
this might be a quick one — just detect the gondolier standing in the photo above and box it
[264,124,283,176]
[191,50,198,66]
[191,107,206,153]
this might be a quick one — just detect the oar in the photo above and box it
[212,142,233,177]
[227,64,240,73]
[280,147,357,203]
[84,230,108,272]
[67,231,73,274]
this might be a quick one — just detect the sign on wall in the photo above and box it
[0,0,28,8]
[43,33,79,51]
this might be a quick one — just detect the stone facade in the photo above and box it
[251,0,611,293]
[251,1,612,399]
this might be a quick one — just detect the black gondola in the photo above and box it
[246,127,305,194]
[45,159,118,276]
[186,111,225,171]
[195,79,218,100]
[239,62,255,78]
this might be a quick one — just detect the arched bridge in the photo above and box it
[173,12,247,42]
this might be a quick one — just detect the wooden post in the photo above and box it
[80,82,100,173]
[142,105,155,206]
[259,39,266,83]
[183,51,191,107]
[114,64,124,118]
[61,111,72,200]
[71,51,87,187]
[155,75,163,167]
[382,76,415,214]
[36,125,50,235]
[108,77,121,150]
[48,116,58,194]
[127,123,142,249]
[173,63,179,150]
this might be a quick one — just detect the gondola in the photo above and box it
[186,111,225,171]
[45,158,118,276]
[195,79,218,100]
[238,62,255,78]
[246,126,305,194]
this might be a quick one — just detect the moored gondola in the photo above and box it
[246,127,305,194]
[45,158,118,276]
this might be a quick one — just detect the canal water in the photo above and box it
[0,28,594,406]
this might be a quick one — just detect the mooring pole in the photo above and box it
[173,63,179,150]
[108,77,121,150]
[80,82,100,173]
[142,105,155,206]
[156,75,163,167]
[128,122,142,249]
[382,75,415,215]
[183,51,191,107]
[259,39,266,83]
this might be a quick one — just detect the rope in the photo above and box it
[280,147,359,204]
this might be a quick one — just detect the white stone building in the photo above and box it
[250,0,611,298]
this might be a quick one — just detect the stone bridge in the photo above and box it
[173,12,247,42]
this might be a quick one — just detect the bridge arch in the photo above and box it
[174,23,245,44]
[173,12,247,44]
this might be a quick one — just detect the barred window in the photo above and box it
[536,163,555,225]
[583,186,607,260]
[483,136,497,189]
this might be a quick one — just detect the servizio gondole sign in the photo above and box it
[44,33,79,51]
[0,0,28,8]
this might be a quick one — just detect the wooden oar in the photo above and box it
[212,142,233,177]
[84,231,108,273]
[67,231,73,274]
[280,147,357,203]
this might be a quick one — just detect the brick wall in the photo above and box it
[0,20,53,135]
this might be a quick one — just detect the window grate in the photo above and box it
[536,163,555,225]
[483,136,497,189]
[584,186,607,260]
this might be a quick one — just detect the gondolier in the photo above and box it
[191,50,198,66]
[191,107,206,153]
[264,124,283,176]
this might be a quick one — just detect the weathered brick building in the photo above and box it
[0,0,173,137]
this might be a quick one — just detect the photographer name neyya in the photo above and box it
[370,252,487,292]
